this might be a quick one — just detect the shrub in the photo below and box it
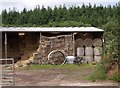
[88,62,107,82]
[110,73,120,82]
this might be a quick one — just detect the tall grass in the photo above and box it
[88,62,107,82]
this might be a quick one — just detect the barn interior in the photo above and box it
[2,31,103,64]
[2,32,73,63]
[2,32,40,63]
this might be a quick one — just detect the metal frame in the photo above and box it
[0,58,15,86]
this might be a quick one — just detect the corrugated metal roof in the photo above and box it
[0,27,104,32]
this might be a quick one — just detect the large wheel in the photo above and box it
[48,50,65,65]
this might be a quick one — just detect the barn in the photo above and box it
[0,27,104,67]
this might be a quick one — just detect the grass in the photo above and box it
[87,63,107,82]
[110,73,120,82]
[21,63,94,70]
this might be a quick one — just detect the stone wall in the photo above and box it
[33,34,74,64]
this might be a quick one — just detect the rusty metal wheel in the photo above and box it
[48,50,65,65]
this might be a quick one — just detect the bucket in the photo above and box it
[65,56,76,64]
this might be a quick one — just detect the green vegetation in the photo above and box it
[88,63,107,82]
[88,61,120,82]
[110,73,120,82]
[22,64,94,70]
[1,3,120,28]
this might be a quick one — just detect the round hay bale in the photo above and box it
[77,47,84,56]
[94,56,101,62]
[84,56,93,63]
[75,39,84,47]
[84,33,94,39]
[85,47,93,56]
[84,38,93,47]
[94,47,102,56]
[93,38,102,47]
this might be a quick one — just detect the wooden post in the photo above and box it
[72,33,75,56]
[0,32,2,59]
[40,32,42,44]
[102,32,105,59]
[5,33,7,64]
[39,32,42,53]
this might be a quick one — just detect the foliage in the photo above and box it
[22,64,93,70]
[88,63,107,82]
[1,3,119,27]
[102,20,118,64]
[45,21,91,27]
[110,73,120,82]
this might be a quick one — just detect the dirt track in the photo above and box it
[14,67,118,86]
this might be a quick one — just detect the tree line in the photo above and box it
[2,3,119,27]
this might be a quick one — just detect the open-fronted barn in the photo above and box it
[0,27,104,66]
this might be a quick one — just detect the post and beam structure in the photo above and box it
[72,33,75,56]
[5,33,7,63]
[40,32,42,44]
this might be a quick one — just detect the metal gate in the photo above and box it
[0,58,15,86]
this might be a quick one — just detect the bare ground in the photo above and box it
[14,65,118,86]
